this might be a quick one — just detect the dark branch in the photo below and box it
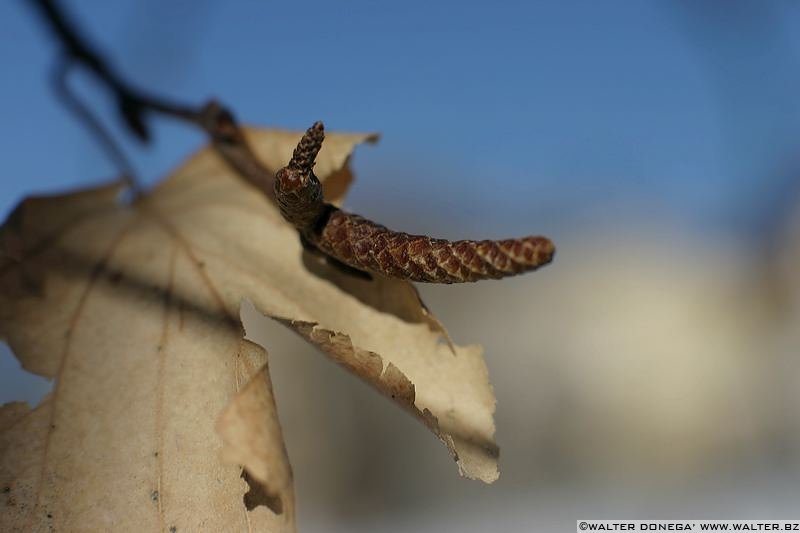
[51,57,139,193]
[30,0,276,200]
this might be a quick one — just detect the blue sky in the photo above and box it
[2,1,800,242]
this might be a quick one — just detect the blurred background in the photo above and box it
[2,0,800,530]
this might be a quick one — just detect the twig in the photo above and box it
[31,0,555,284]
[51,58,140,194]
[30,0,276,200]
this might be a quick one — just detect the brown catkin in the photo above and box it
[311,211,554,283]
[274,122,555,283]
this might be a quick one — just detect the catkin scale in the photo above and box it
[275,122,555,283]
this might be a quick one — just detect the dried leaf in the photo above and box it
[0,126,499,530]
[217,340,294,527]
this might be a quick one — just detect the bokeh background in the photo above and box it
[2,1,800,530]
